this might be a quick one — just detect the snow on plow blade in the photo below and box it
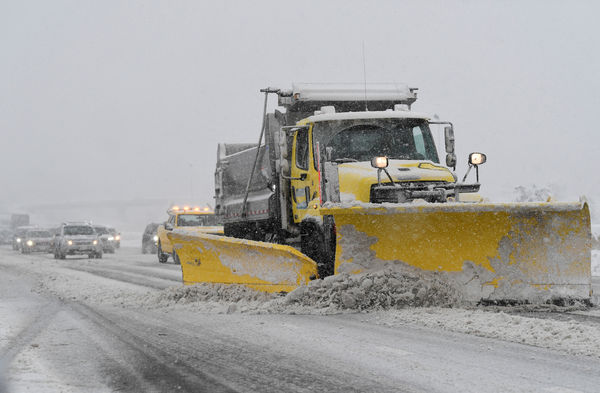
[167,231,318,293]
[321,200,592,304]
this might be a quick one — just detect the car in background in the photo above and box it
[0,228,13,245]
[142,223,159,254]
[54,222,103,259]
[108,227,121,249]
[12,226,35,251]
[93,224,118,253]
[21,228,54,254]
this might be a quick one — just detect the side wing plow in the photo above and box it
[167,231,318,293]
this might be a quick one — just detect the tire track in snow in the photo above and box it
[61,264,178,290]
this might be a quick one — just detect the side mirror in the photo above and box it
[278,130,288,159]
[446,153,457,168]
[165,223,173,231]
[444,126,455,153]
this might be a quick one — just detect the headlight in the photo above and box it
[153,235,158,242]
[67,240,73,246]
[370,156,389,169]
[16,238,21,243]
[26,240,34,247]
[115,235,121,241]
[93,240,98,245]
[107,236,114,241]
[469,152,487,166]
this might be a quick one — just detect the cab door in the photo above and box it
[291,126,319,223]
[159,214,176,252]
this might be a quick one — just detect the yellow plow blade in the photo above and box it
[167,231,318,293]
[321,200,591,303]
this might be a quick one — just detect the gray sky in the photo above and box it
[2,1,599,218]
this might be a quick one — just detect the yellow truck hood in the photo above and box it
[337,160,455,203]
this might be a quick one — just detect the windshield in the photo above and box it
[27,231,51,237]
[312,118,439,164]
[64,226,95,236]
[177,214,219,227]
[94,226,109,235]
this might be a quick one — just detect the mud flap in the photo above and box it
[320,199,591,304]
[167,231,318,293]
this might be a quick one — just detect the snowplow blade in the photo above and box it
[321,200,591,304]
[167,231,318,293]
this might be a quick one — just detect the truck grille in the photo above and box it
[370,181,452,203]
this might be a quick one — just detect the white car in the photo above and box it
[54,222,103,259]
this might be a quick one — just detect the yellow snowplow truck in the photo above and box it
[170,83,591,303]
[157,206,222,263]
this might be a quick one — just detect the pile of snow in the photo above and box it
[370,307,600,358]
[150,283,276,306]
[513,185,553,202]
[283,269,461,311]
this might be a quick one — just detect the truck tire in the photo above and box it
[301,221,335,278]
[157,242,169,264]
[172,250,181,265]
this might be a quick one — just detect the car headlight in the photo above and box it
[67,240,73,246]
[16,238,21,243]
[153,235,158,242]
[115,235,121,241]
[93,240,98,245]
[26,240,34,247]
[107,236,114,241]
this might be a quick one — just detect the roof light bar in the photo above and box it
[288,83,416,102]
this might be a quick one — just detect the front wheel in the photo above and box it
[172,250,181,265]
[301,221,335,278]
[157,242,169,264]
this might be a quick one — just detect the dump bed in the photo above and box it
[215,112,289,225]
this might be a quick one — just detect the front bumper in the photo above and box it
[62,244,102,255]
[370,182,480,203]
[24,244,52,252]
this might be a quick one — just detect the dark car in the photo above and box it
[142,223,159,254]
[21,229,53,253]
[0,228,13,245]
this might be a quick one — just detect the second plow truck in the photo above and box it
[169,83,591,303]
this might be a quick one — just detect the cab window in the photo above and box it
[412,126,427,159]
[295,128,309,170]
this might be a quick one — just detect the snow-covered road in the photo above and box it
[1,246,600,392]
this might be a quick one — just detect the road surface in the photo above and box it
[1,246,599,392]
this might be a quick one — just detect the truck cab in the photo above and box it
[157,206,222,263]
